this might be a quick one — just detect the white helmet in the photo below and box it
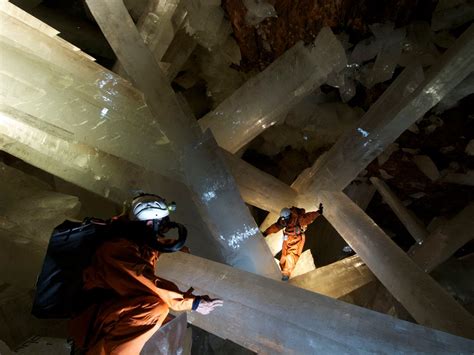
[130,194,170,221]
[280,207,291,220]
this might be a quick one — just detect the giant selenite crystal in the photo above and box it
[242,0,277,26]
[142,313,189,354]
[85,0,279,278]
[0,5,295,222]
[135,0,187,62]
[410,203,474,273]
[114,0,189,78]
[156,251,474,353]
[314,190,474,339]
[299,23,474,196]
[398,22,440,68]
[181,131,280,274]
[199,27,347,153]
[434,72,474,113]
[221,149,297,215]
[0,8,179,179]
[290,255,376,299]
[161,26,197,81]
[370,177,428,244]
[184,0,230,49]
[361,23,406,88]
[0,104,224,263]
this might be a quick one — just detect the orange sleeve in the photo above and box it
[299,211,320,227]
[263,218,286,236]
[89,239,194,312]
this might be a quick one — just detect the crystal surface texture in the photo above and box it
[199,28,347,153]
[156,251,474,352]
[85,0,280,278]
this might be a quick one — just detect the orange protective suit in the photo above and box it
[263,207,320,278]
[69,237,195,355]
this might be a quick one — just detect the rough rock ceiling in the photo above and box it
[224,0,436,71]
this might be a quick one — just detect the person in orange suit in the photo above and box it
[69,194,223,354]
[263,204,323,281]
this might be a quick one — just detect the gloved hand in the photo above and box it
[195,297,224,315]
[318,203,323,215]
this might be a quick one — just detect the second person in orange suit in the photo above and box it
[263,204,323,281]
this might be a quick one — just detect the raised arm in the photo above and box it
[299,211,318,226]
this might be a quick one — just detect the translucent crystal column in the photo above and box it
[370,177,428,244]
[303,24,474,195]
[135,0,186,61]
[410,203,474,273]
[0,104,224,263]
[0,4,330,218]
[162,27,197,81]
[371,203,474,321]
[289,255,376,299]
[114,0,187,78]
[434,72,474,113]
[156,252,474,352]
[0,10,179,178]
[316,190,474,339]
[142,313,188,355]
[220,149,298,214]
[0,8,293,220]
[180,132,280,275]
[85,0,279,278]
[199,27,347,153]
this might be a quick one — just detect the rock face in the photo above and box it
[0,284,66,350]
[0,162,81,244]
[0,164,75,349]
[0,162,80,287]
[222,0,434,71]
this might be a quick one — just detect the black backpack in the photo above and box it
[31,218,110,319]
[32,217,188,319]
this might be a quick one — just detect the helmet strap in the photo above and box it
[152,219,160,235]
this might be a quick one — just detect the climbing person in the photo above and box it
[263,204,323,281]
[34,193,222,354]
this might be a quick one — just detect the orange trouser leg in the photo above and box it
[280,238,304,277]
[280,252,300,277]
[85,295,169,355]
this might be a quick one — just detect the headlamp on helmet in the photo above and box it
[127,194,186,253]
[130,194,175,222]
[280,207,291,220]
